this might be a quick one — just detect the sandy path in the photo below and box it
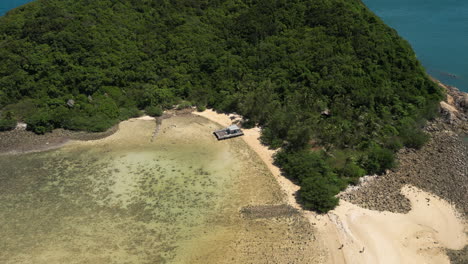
[194,109,467,264]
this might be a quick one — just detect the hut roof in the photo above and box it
[228,124,240,130]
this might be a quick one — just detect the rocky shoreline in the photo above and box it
[339,82,467,263]
[340,82,467,216]
[339,123,467,215]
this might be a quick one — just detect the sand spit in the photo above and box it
[0,115,158,156]
[194,109,467,264]
[64,115,156,149]
[0,124,119,155]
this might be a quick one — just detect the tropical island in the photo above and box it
[0,0,466,263]
[0,0,444,212]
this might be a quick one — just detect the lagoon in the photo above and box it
[0,115,322,263]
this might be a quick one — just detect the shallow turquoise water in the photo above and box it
[0,117,241,263]
[363,0,468,92]
[0,116,318,263]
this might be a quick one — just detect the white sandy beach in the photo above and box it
[194,109,467,264]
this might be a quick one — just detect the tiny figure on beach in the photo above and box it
[338,244,344,250]
[359,247,365,253]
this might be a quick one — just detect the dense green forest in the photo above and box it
[0,0,442,212]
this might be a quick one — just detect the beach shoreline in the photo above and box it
[0,95,466,263]
[194,109,467,264]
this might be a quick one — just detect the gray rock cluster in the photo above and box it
[340,84,468,216]
[340,123,467,215]
[240,204,299,219]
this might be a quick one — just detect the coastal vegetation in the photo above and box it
[0,111,16,131]
[0,0,442,212]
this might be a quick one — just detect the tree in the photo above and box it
[145,105,163,117]
[0,111,16,131]
[26,110,53,134]
[0,0,443,213]
[299,177,339,213]
[360,144,396,174]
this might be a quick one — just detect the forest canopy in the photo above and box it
[0,0,442,212]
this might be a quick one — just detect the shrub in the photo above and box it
[383,136,404,152]
[241,119,256,129]
[299,177,339,213]
[275,150,335,183]
[0,111,16,131]
[398,117,430,149]
[63,113,116,132]
[119,107,142,120]
[95,96,119,119]
[176,101,192,110]
[341,162,366,179]
[400,129,429,149]
[0,118,16,131]
[360,144,395,175]
[145,105,163,117]
[26,110,54,134]
[196,105,206,112]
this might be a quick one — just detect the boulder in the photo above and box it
[440,101,458,123]
[67,99,75,108]
[461,94,468,110]
[15,122,27,131]
[320,109,331,116]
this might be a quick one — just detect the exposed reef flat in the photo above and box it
[0,114,325,264]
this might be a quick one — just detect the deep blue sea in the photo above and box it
[0,0,33,16]
[1,0,467,92]
[363,0,468,92]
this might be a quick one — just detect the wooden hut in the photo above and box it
[213,124,244,140]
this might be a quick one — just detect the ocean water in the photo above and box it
[363,0,468,92]
[2,0,467,92]
[0,0,33,16]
